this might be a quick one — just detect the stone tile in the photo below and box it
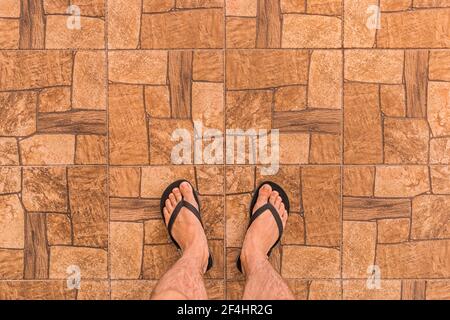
[77,280,110,300]
[343,221,377,278]
[144,219,171,245]
[73,51,106,110]
[412,195,450,240]
[39,87,71,113]
[0,138,19,165]
[0,0,21,17]
[142,245,180,279]
[309,280,342,300]
[205,280,225,300]
[343,0,377,47]
[226,248,244,280]
[46,213,72,246]
[143,0,174,12]
[110,198,159,222]
[430,138,450,164]
[226,0,257,15]
[343,166,374,197]
[285,279,308,300]
[0,249,23,280]
[302,167,341,247]
[226,194,251,247]
[405,50,429,118]
[414,0,450,8]
[43,0,70,14]
[431,166,450,194]
[110,222,144,279]
[344,83,383,164]
[0,281,76,300]
[109,85,149,165]
[401,280,426,300]
[384,119,429,164]
[0,51,72,91]
[68,167,107,247]
[226,281,245,300]
[226,90,272,130]
[226,50,309,89]
[0,19,19,49]
[108,0,141,49]
[280,0,306,13]
[141,9,224,48]
[177,0,223,8]
[429,51,450,81]
[226,17,257,48]
[345,50,404,84]
[374,166,430,197]
[344,197,411,221]
[45,16,105,49]
[281,214,305,245]
[202,196,224,240]
[141,166,195,198]
[380,0,411,11]
[278,133,310,164]
[72,0,105,16]
[0,195,24,249]
[343,280,402,300]
[75,135,107,165]
[109,51,167,84]
[0,167,21,194]
[24,212,48,279]
[282,246,341,278]
[380,85,406,117]
[0,91,36,136]
[168,50,193,118]
[20,134,75,165]
[226,166,255,194]
[282,14,341,48]
[376,240,450,278]
[426,281,450,300]
[193,51,224,82]
[205,240,224,279]
[111,280,156,300]
[428,82,450,137]
[36,111,106,135]
[196,166,224,195]
[192,82,224,131]
[274,86,307,111]
[110,167,140,198]
[22,167,67,213]
[307,0,342,15]
[377,218,410,244]
[308,50,343,109]
[145,86,171,118]
[377,9,450,48]
[49,246,108,279]
[310,134,341,164]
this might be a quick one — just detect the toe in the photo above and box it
[180,182,197,208]
[163,207,170,224]
[269,191,278,206]
[165,199,173,212]
[275,196,282,210]
[169,193,178,207]
[173,188,182,202]
[253,184,272,214]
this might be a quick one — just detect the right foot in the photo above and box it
[241,184,288,274]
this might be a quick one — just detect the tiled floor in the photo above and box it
[0,0,449,300]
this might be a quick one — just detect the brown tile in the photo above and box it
[143,0,174,12]
[141,9,224,48]
[205,280,225,300]
[343,0,377,47]
[430,138,450,164]
[45,16,104,49]
[255,0,282,48]
[414,0,450,8]
[226,248,244,280]
[343,197,411,221]
[205,240,224,279]
[377,218,410,244]
[110,167,140,198]
[405,51,428,118]
[431,166,450,194]
[0,249,23,280]
[0,167,21,194]
[144,219,171,245]
[110,198,160,221]
[0,91,36,136]
[309,280,342,300]
[0,19,19,49]
[75,135,107,165]
[18,0,45,49]
[401,280,426,300]
[226,281,245,300]
[193,51,224,82]
[412,195,450,240]
[36,111,106,135]
[0,51,72,90]
[310,134,341,164]
[111,280,156,300]
[380,85,406,117]
[226,166,255,194]
[202,196,224,239]
[282,14,341,48]
[308,50,343,109]
[177,0,223,8]
[345,50,404,84]
[344,83,382,164]
[142,245,180,279]
[145,86,171,118]
[226,17,257,48]
[192,82,224,131]
[307,0,342,15]
[343,221,377,278]
[72,0,105,16]
[380,0,411,11]
[39,87,71,113]
[43,0,70,14]
[281,213,305,245]
[77,280,110,300]
[49,246,108,279]
[286,279,308,300]
[343,280,401,300]
[226,50,309,89]
[24,213,48,279]
[376,240,450,278]
[274,86,307,111]
[73,51,106,110]
[109,51,167,84]
[0,0,21,17]
[109,84,149,165]
[426,281,450,300]
[110,222,144,279]
[68,167,108,247]
[226,0,257,16]
[343,166,374,197]
[280,0,306,13]
[377,9,450,48]
[46,213,72,246]
[429,51,450,81]
[226,194,251,247]
[20,135,75,165]
[22,167,67,213]
[196,166,224,195]
[282,246,341,278]
[384,119,429,164]
[278,133,310,164]
[0,138,19,165]
[168,50,193,118]
[226,90,272,130]
[302,167,341,247]
[0,281,76,300]
[374,166,430,197]
[428,82,450,137]
[108,0,141,49]
[141,166,195,198]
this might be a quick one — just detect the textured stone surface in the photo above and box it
[0,195,24,249]
[20,135,75,165]
[0,92,36,136]
[375,166,430,197]
[0,167,21,194]
[428,82,450,137]
[412,195,450,240]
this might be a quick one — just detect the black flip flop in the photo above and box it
[236,181,290,273]
[160,180,213,272]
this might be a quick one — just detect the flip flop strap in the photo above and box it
[167,199,202,237]
[249,203,284,242]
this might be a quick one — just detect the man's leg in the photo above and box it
[240,185,295,300]
[151,182,210,300]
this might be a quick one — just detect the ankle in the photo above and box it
[240,246,268,275]
[182,242,209,273]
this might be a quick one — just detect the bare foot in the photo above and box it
[162,182,209,273]
[241,184,288,275]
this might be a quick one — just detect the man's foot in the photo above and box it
[162,182,209,273]
[241,184,288,275]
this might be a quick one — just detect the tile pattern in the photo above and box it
[0,0,449,300]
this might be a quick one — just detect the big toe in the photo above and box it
[253,184,272,212]
[180,182,197,207]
